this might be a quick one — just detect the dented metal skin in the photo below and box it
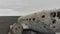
[10,9,60,34]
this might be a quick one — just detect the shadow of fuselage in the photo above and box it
[22,29,55,34]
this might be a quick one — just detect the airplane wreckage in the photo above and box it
[9,9,60,34]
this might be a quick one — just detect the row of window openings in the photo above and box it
[26,11,60,21]
[26,15,45,21]
[26,18,35,21]
[26,15,56,24]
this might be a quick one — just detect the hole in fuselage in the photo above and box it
[50,12,56,17]
[52,20,56,24]
[33,18,35,21]
[29,18,31,21]
[26,19,28,20]
[57,12,60,19]
[42,15,45,18]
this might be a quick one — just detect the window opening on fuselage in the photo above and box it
[33,18,35,21]
[26,19,28,21]
[52,20,56,24]
[50,12,56,17]
[42,15,45,18]
[29,18,31,21]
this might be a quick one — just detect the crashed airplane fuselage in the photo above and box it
[10,9,60,34]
